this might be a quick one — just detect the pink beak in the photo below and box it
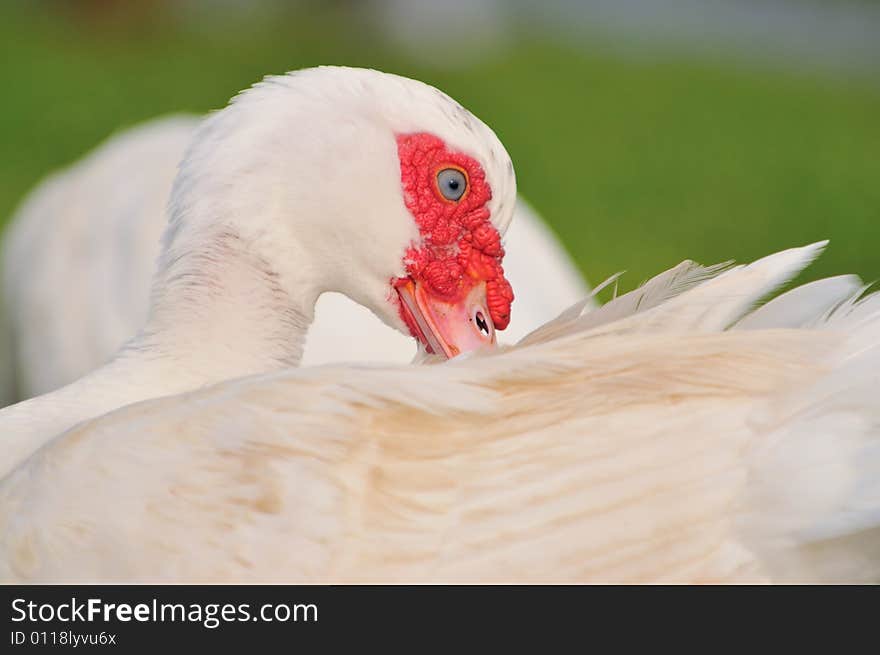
[396,278,496,359]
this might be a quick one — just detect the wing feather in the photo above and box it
[3,243,879,583]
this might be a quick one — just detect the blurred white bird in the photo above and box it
[0,67,878,584]
[1,117,588,401]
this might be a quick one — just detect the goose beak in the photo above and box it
[395,278,497,359]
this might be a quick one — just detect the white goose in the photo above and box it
[0,66,520,467]
[0,67,878,583]
[1,116,588,401]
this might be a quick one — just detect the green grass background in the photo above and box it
[1,2,878,292]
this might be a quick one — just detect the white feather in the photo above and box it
[736,275,862,330]
[2,252,879,583]
[519,259,730,346]
[1,68,878,584]
[1,119,589,392]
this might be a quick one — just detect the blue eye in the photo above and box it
[437,168,467,201]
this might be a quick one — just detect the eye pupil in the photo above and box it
[437,168,467,201]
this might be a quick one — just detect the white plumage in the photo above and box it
[1,117,587,400]
[0,67,878,583]
[2,242,879,583]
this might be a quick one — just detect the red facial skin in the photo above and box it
[394,133,514,344]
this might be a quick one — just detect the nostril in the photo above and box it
[474,310,491,337]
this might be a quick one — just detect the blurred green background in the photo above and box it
[1,0,878,290]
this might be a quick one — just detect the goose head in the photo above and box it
[155,66,517,362]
